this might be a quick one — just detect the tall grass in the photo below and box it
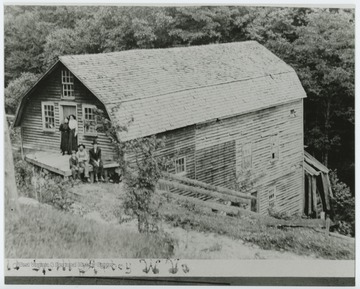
[5,204,175,259]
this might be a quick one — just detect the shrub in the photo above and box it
[14,160,34,197]
[123,136,171,233]
[329,170,355,237]
[9,127,21,145]
[14,161,74,211]
[39,176,74,211]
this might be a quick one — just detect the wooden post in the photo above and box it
[104,169,109,182]
[89,172,94,183]
[325,215,331,236]
[307,176,312,215]
[311,177,317,217]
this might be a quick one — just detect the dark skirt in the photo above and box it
[60,131,70,153]
[59,123,70,153]
[68,129,78,152]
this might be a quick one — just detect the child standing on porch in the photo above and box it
[69,150,80,180]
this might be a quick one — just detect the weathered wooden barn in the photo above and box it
[14,41,309,215]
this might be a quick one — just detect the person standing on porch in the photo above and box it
[76,144,90,182]
[89,139,104,182]
[59,116,70,155]
[68,114,78,152]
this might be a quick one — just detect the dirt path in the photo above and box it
[70,183,316,260]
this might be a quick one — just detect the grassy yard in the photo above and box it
[6,180,355,260]
[159,193,355,260]
[5,203,174,259]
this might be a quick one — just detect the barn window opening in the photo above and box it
[62,70,74,98]
[270,134,279,161]
[268,186,276,208]
[83,105,97,135]
[242,143,252,170]
[175,157,186,175]
[41,102,55,131]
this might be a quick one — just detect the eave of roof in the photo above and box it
[14,60,60,127]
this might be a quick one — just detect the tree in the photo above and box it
[5,72,39,114]
[243,8,354,190]
[4,8,54,84]
[167,6,250,45]
[292,9,354,168]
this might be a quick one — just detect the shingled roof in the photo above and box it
[31,41,308,140]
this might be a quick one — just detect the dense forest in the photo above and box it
[4,6,355,193]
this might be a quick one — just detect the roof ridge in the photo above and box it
[59,40,259,59]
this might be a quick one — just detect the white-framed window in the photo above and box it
[82,104,97,135]
[270,134,279,161]
[61,70,74,98]
[41,102,55,131]
[268,186,276,208]
[242,142,252,170]
[175,157,186,175]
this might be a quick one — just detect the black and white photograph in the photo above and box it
[2,1,356,286]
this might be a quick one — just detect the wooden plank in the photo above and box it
[158,179,250,204]
[311,176,317,217]
[159,189,260,217]
[326,173,333,198]
[163,172,256,200]
[304,151,329,173]
[25,155,71,177]
[304,162,320,176]
[321,173,331,211]
[307,175,312,215]
[162,189,246,215]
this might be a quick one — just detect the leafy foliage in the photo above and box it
[122,136,170,233]
[329,170,355,236]
[96,109,171,233]
[5,72,39,114]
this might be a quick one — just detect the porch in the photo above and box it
[25,151,119,181]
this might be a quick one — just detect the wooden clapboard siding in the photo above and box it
[157,126,196,179]
[195,99,304,215]
[195,140,236,189]
[21,63,117,161]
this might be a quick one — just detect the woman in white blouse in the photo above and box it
[68,114,78,152]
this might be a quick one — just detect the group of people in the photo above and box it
[69,139,104,182]
[59,115,78,155]
[59,115,104,182]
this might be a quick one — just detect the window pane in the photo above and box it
[43,104,55,130]
[175,157,186,174]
